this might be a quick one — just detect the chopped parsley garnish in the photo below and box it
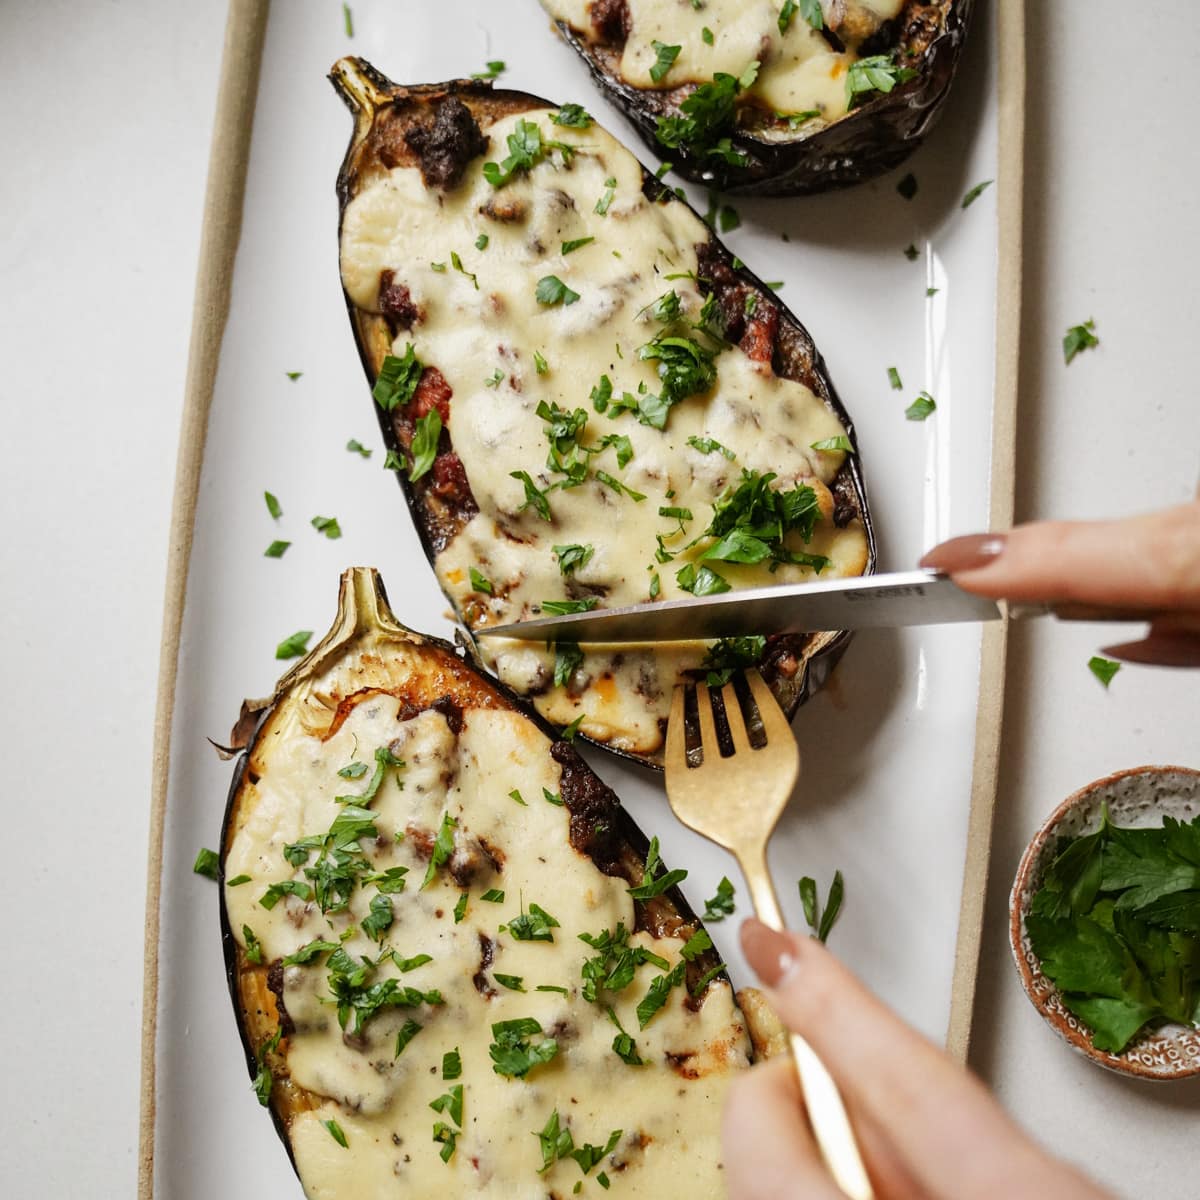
[341,2,352,37]
[430,1083,464,1128]
[718,204,740,233]
[311,515,342,539]
[364,865,410,894]
[594,177,617,215]
[475,232,489,250]
[780,0,823,32]
[264,540,290,558]
[384,449,404,472]
[541,596,599,615]
[701,636,767,686]
[442,1048,462,1080]
[811,435,854,453]
[285,370,302,381]
[538,984,569,995]
[409,408,442,482]
[373,344,423,411]
[904,243,920,261]
[799,870,845,942]
[962,179,994,208]
[591,374,613,412]
[511,470,553,521]
[395,1018,422,1057]
[535,1111,621,1176]
[335,744,405,807]
[509,788,528,806]
[391,951,433,972]
[193,847,220,879]
[469,566,493,595]
[649,40,681,82]
[322,1119,348,1148]
[562,714,585,741]
[1026,807,1200,1052]
[905,392,937,421]
[703,876,736,921]
[627,836,688,899]
[281,938,339,966]
[483,119,547,188]
[926,286,939,297]
[471,60,506,81]
[554,543,595,575]
[422,811,457,889]
[251,1028,280,1105]
[579,923,670,1003]
[259,878,314,909]
[780,108,821,128]
[494,973,526,992]
[554,641,583,688]
[275,630,313,660]
[681,929,714,960]
[346,438,371,458]
[896,172,917,200]
[451,250,478,289]
[1088,656,1121,688]
[489,1017,559,1078]
[636,961,686,1029]
[264,491,282,519]
[432,1122,458,1163]
[243,924,263,964]
[507,901,561,943]
[888,366,903,390]
[535,275,581,306]
[702,25,714,44]
[692,961,727,996]
[431,261,447,273]
[226,874,251,887]
[643,289,682,323]
[846,54,917,108]
[562,236,595,255]
[1063,319,1099,365]
[649,572,661,599]
[607,1006,644,1066]
[688,434,735,460]
[655,64,759,164]
[453,891,469,924]
[326,945,443,1034]
[596,470,646,501]
[481,888,505,903]
[552,103,593,129]
[543,788,565,807]
[677,563,731,595]
[534,349,548,374]
[637,333,718,421]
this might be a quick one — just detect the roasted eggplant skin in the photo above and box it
[548,0,973,196]
[329,60,876,769]
[217,568,763,1178]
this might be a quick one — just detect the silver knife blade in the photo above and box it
[478,570,1001,644]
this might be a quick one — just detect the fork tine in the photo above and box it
[694,680,720,759]
[665,684,687,769]
[745,668,792,743]
[720,681,752,753]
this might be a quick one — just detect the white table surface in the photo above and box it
[0,2,1195,1197]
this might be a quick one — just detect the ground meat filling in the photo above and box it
[403,96,489,190]
[550,740,625,876]
[378,268,420,332]
[590,0,630,42]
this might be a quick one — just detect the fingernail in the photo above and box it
[919,533,1006,574]
[740,918,799,987]
[1101,633,1200,668]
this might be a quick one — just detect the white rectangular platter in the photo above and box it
[142,0,1021,1194]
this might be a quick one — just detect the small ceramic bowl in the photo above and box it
[1010,764,1200,1080]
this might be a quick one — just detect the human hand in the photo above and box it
[919,500,1200,666]
[723,921,1112,1200]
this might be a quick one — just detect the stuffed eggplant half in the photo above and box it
[539,0,973,194]
[331,58,874,765]
[222,568,781,1197]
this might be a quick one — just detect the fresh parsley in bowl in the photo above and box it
[1010,765,1200,1079]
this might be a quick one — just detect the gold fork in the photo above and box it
[665,669,874,1200]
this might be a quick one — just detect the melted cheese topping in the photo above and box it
[340,111,868,752]
[542,0,907,125]
[227,697,750,1197]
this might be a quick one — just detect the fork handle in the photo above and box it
[744,858,875,1200]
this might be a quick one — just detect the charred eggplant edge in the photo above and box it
[218,567,750,1174]
[550,0,973,196]
[329,60,876,769]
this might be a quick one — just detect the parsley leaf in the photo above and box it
[483,119,546,188]
[905,392,937,421]
[421,812,457,890]
[322,1119,348,1148]
[628,836,688,899]
[394,1019,422,1057]
[656,70,750,163]
[311,515,342,539]
[1088,656,1121,688]
[471,60,505,81]
[700,636,767,686]
[798,870,845,942]
[846,54,918,108]
[373,345,423,411]
[193,847,220,880]
[409,409,442,482]
[636,961,686,1029]
[264,540,290,558]
[541,597,599,616]
[887,366,903,390]
[554,543,595,575]
[554,641,583,688]
[264,491,282,519]
[494,973,526,992]
[562,236,595,255]
[552,103,593,129]
[961,179,994,208]
[1063,319,1099,365]
[811,435,854,453]
[536,275,581,306]
[511,470,553,521]
[275,630,313,660]
[677,563,731,595]
[687,434,735,460]
[703,876,736,921]
[489,1017,559,1078]
[346,438,371,458]
[650,41,681,83]
[507,902,561,942]
[469,566,493,595]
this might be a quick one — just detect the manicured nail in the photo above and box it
[1101,633,1200,668]
[919,533,1007,574]
[741,918,799,987]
